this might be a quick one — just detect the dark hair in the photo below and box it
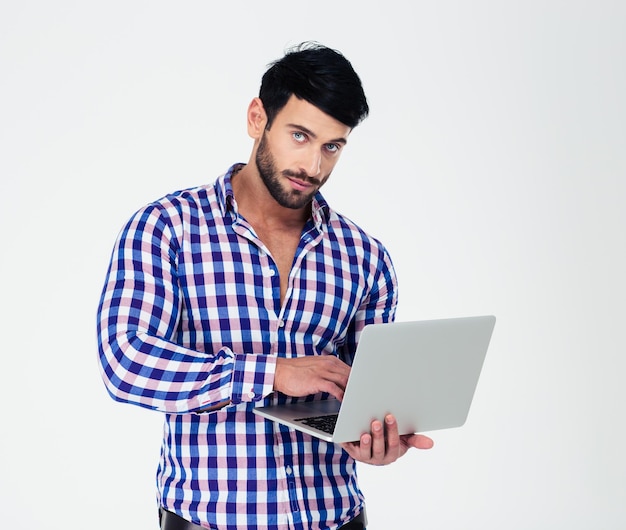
[259,42,369,129]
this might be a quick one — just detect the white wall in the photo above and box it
[1,1,624,528]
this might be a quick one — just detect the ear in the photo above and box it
[247,97,267,140]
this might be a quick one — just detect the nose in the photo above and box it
[301,147,322,178]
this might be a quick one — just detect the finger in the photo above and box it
[370,420,386,461]
[315,358,350,400]
[359,433,372,460]
[317,380,346,402]
[321,357,351,385]
[384,415,401,457]
[402,433,435,450]
[340,435,370,462]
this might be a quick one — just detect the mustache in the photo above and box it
[282,169,322,186]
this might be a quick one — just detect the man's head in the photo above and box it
[241,43,367,212]
[259,42,369,130]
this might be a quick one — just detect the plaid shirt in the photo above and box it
[97,164,398,529]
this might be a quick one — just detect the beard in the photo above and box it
[255,132,328,210]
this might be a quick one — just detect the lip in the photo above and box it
[287,177,313,191]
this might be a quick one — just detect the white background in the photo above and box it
[1,1,625,528]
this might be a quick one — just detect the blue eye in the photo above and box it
[293,132,306,142]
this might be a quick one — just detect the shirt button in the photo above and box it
[278,320,285,328]
[286,466,293,476]
[248,390,256,399]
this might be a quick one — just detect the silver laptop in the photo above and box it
[253,315,496,443]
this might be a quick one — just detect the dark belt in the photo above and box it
[160,507,366,529]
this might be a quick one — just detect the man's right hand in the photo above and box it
[273,356,351,401]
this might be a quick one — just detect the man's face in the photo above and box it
[255,96,351,210]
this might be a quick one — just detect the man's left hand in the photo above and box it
[340,414,434,465]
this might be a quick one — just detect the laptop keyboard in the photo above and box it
[296,414,338,434]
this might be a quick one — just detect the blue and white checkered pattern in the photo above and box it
[97,164,398,529]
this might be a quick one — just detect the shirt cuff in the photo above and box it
[230,353,277,405]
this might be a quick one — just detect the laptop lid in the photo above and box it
[253,315,496,443]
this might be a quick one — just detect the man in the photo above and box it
[97,42,433,530]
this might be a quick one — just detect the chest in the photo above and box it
[253,226,301,299]
[176,228,367,345]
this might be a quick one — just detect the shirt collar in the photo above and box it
[217,163,244,217]
[310,193,330,230]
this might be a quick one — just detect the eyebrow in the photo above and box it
[287,123,348,146]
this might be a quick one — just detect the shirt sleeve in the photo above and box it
[339,239,398,365]
[96,203,276,414]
